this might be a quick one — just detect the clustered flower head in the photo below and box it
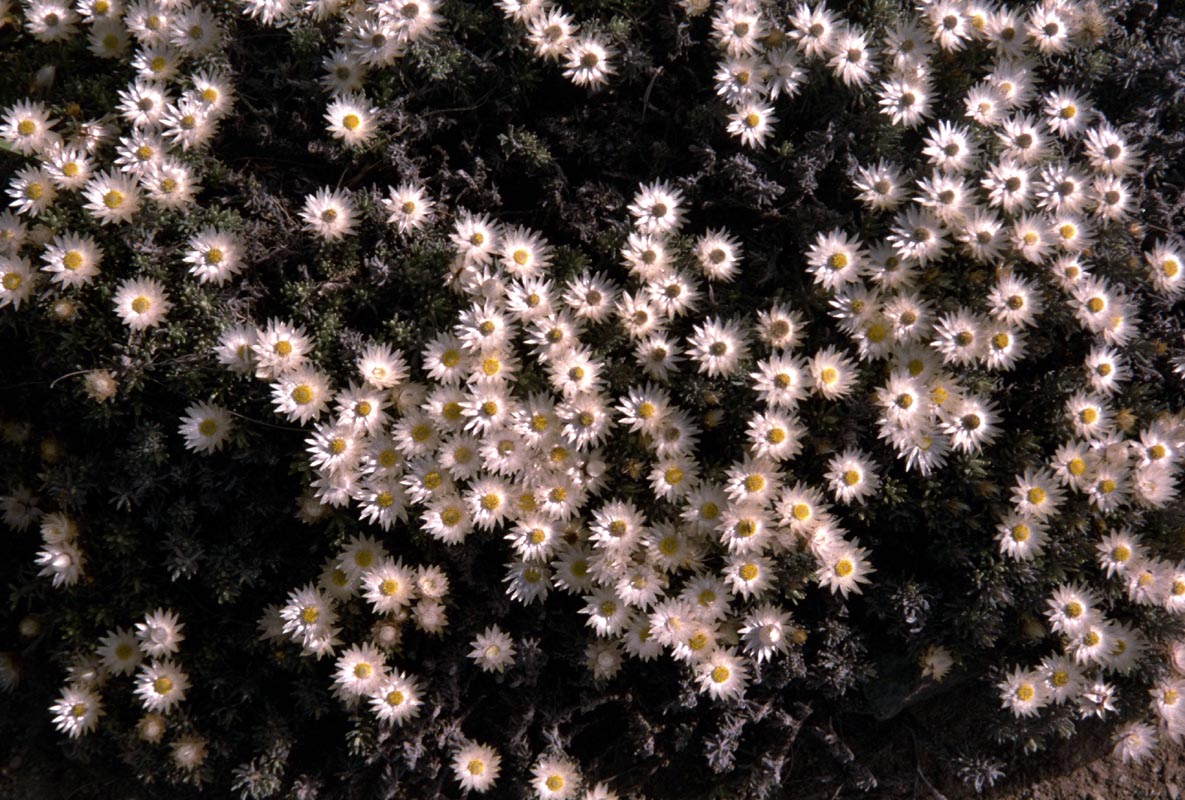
[49,606,199,759]
[256,177,894,718]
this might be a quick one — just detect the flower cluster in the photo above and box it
[49,606,200,766]
[497,0,615,91]
[1,0,1183,792]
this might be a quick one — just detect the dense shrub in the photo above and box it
[2,0,1184,798]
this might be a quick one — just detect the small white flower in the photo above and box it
[301,187,358,241]
[113,277,172,330]
[325,93,379,146]
[178,403,233,454]
[467,625,515,673]
[50,684,104,738]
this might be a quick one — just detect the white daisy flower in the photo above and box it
[628,180,686,236]
[825,448,880,505]
[334,643,387,697]
[468,625,515,673]
[178,402,233,454]
[50,684,104,738]
[452,742,501,793]
[325,92,379,147]
[998,666,1047,718]
[726,102,778,149]
[113,277,172,331]
[687,316,750,378]
[562,36,614,90]
[271,368,333,425]
[816,539,875,597]
[184,227,244,285]
[41,232,103,288]
[696,648,749,701]
[301,187,358,241]
[134,659,189,713]
[369,671,422,726]
[82,170,140,225]
[1,100,58,155]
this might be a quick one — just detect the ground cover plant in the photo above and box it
[2,0,1185,797]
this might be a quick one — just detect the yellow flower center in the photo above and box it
[835,559,854,577]
[17,120,36,136]
[1113,545,1131,562]
[546,775,565,791]
[26,183,43,200]
[153,677,173,695]
[1099,479,1117,494]
[1027,487,1046,505]
[353,662,372,679]
[1080,408,1098,424]
[1087,297,1104,313]
[711,665,730,683]
[701,501,720,520]
[62,161,80,177]
[481,493,500,511]
[63,250,84,270]
[301,606,319,624]
[1068,458,1086,476]
[131,296,151,314]
[104,190,124,208]
[1016,684,1035,702]
[659,536,679,555]
[740,563,759,581]
[1011,524,1030,542]
[72,703,88,718]
[843,469,860,487]
[467,759,485,775]
[766,427,786,444]
[1052,671,1069,687]
[827,253,848,270]
[744,474,765,493]
[386,690,405,706]
[791,503,811,521]
[688,633,708,651]
[380,578,399,596]
[291,385,313,405]
[744,112,760,129]
[198,419,218,436]
[342,113,361,131]
[664,467,684,485]
[821,367,838,384]
[1065,601,1083,618]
